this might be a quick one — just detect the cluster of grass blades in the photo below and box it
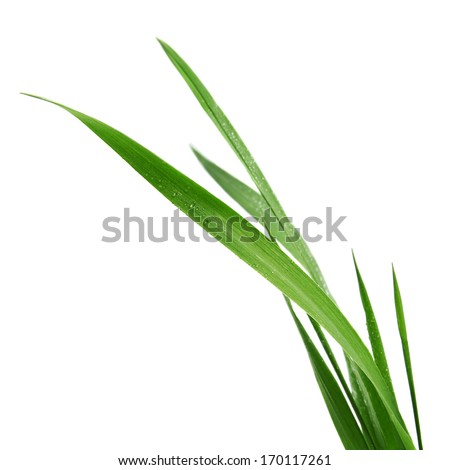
[23,39,422,450]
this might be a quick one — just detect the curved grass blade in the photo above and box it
[352,252,396,397]
[162,43,381,442]
[393,266,423,449]
[192,146,267,219]
[192,147,368,432]
[22,94,415,449]
[192,147,305,264]
[284,297,369,450]
[158,40,328,294]
[351,254,410,448]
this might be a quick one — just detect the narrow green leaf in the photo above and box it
[393,266,423,449]
[162,44,386,445]
[284,297,368,450]
[23,94,415,449]
[352,252,396,397]
[192,147,266,218]
[158,40,329,294]
[351,254,410,448]
[192,147,304,265]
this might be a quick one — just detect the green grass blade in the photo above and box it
[193,146,370,434]
[352,252,396,397]
[349,256,412,449]
[392,266,423,449]
[351,364,406,449]
[193,147,304,264]
[158,40,328,293]
[164,44,382,442]
[192,146,267,219]
[284,297,369,450]
[23,94,415,449]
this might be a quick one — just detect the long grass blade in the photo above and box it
[351,254,410,448]
[284,297,369,450]
[392,266,423,449]
[161,44,386,443]
[158,40,328,293]
[192,147,306,264]
[352,252,396,397]
[23,94,415,449]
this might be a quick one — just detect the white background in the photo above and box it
[1,1,449,468]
